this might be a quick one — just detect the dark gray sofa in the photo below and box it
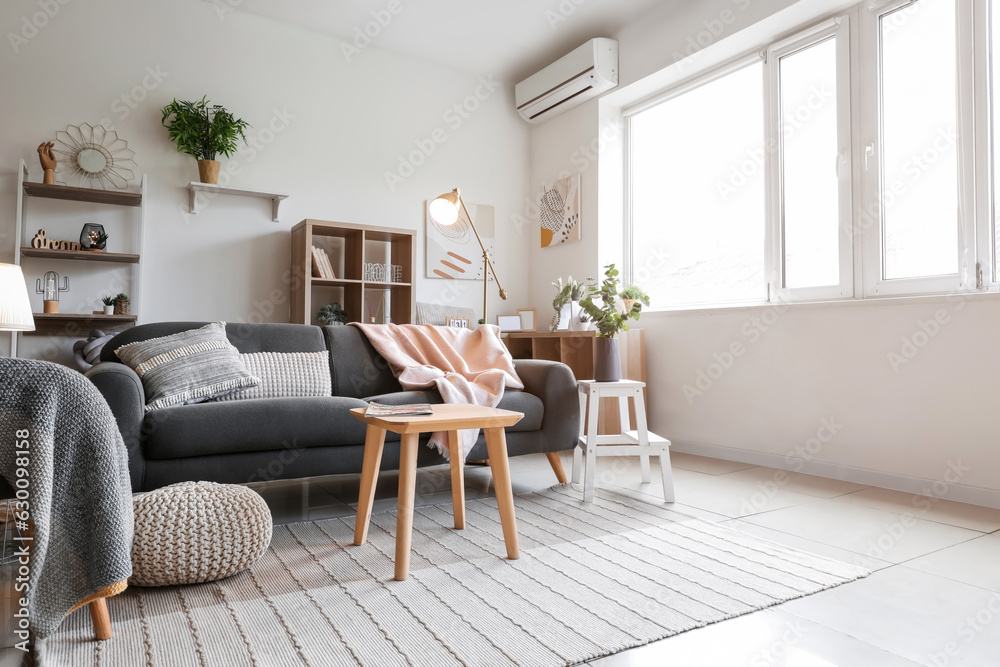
[85,322,579,493]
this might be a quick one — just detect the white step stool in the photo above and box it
[572,379,675,503]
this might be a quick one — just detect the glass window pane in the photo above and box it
[880,0,958,280]
[631,63,765,307]
[780,38,841,289]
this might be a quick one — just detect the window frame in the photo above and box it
[765,17,855,302]
[977,0,999,288]
[858,0,977,296]
[623,0,995,310]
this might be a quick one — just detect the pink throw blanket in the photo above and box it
[350,323,523,459]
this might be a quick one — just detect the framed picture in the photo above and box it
[540,173,581,248]
[497,315,522,332]
[426,201,496,280]
[516,308,536,332]
[447,317,471,329]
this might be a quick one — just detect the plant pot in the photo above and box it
[103,305,115,316]
[114,299,131,316]
[623,298,636,315]
[594,337,622,382]
[197,159,221,185]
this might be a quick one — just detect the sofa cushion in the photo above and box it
[144,396,370,460]
[362,390,544,433]
[323,325,401,398]
[115,322,261,411]
[215,351,331,401]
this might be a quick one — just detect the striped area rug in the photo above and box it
[42,485,867,666]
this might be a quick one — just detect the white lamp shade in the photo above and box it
[429,190,461,226]
[0,263,35,332]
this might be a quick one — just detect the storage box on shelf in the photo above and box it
[290,219,415,325]
[12,159,146,356]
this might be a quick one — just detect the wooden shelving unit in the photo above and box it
[12,159,146,356]
[22,181,142,207]
[290,219,416,325]
[20,247,140,264]
[26,313,138,337]
[505,329,647,435]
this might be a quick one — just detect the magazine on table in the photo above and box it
[365,402,434,417]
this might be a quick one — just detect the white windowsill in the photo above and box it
[639,288,1000,318]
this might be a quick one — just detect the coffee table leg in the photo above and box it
[448,430,465,529]
[395,432,420,581]
[484,427,520,560]
[354,425,386,546]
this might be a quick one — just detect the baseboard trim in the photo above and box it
[671,439,1000,510]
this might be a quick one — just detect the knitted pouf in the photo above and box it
[131,481,273,587]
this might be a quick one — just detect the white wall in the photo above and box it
[527,0,1000,502]
[0,0,530,361]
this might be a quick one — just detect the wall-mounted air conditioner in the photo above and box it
[515,38,619,124]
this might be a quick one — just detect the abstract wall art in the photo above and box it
[540,173,580,248]
[426,201,496,280]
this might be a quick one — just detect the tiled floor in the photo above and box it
[248,450,1000,667]
[6,452,997,666]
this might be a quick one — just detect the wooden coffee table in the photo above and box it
[350,403,524,580]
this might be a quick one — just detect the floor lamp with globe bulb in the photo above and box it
[428,188,507,325]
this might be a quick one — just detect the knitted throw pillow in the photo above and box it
[214,351,331,401]
[115,322,260,411]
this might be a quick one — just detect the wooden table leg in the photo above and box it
[89,598,112,641]
[448,430,465,529]
[394,432,420,581]
[354,425,387,546]
[484,427,520,560]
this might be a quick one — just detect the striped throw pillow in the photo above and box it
[115,322,261,411]
[215,351,331,401]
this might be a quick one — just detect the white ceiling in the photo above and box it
[216,0,668,81]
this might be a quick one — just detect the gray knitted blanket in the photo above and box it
[0,359,133,639]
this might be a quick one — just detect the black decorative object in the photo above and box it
[80,223,107,250]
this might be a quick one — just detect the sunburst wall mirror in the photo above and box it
[53,123,137,190]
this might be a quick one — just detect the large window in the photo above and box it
[630,62,765,307]
[879,0,958,280]
[626,0,996,309]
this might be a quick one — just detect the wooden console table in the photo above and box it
[504,329,646,434]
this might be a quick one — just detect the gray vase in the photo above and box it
[594,337,621,382]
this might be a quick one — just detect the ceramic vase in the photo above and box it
[594,337,622,382]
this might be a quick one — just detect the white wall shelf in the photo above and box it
[13,159,146,358]
[187,182,289,222]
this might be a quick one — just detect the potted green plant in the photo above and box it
[578,264,642,381]
[316,303,348,326]
[621,284,651,317]
[160,96,250,185]
[113,292,130,316]
[549,276,589,332]
[101,295,115,316]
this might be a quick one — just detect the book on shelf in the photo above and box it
[320,247,336,279]
[365,402,434,417]
[310,246,337,279]
[311,246,327,278]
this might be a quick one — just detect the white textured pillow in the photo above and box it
[215,351,332,401]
